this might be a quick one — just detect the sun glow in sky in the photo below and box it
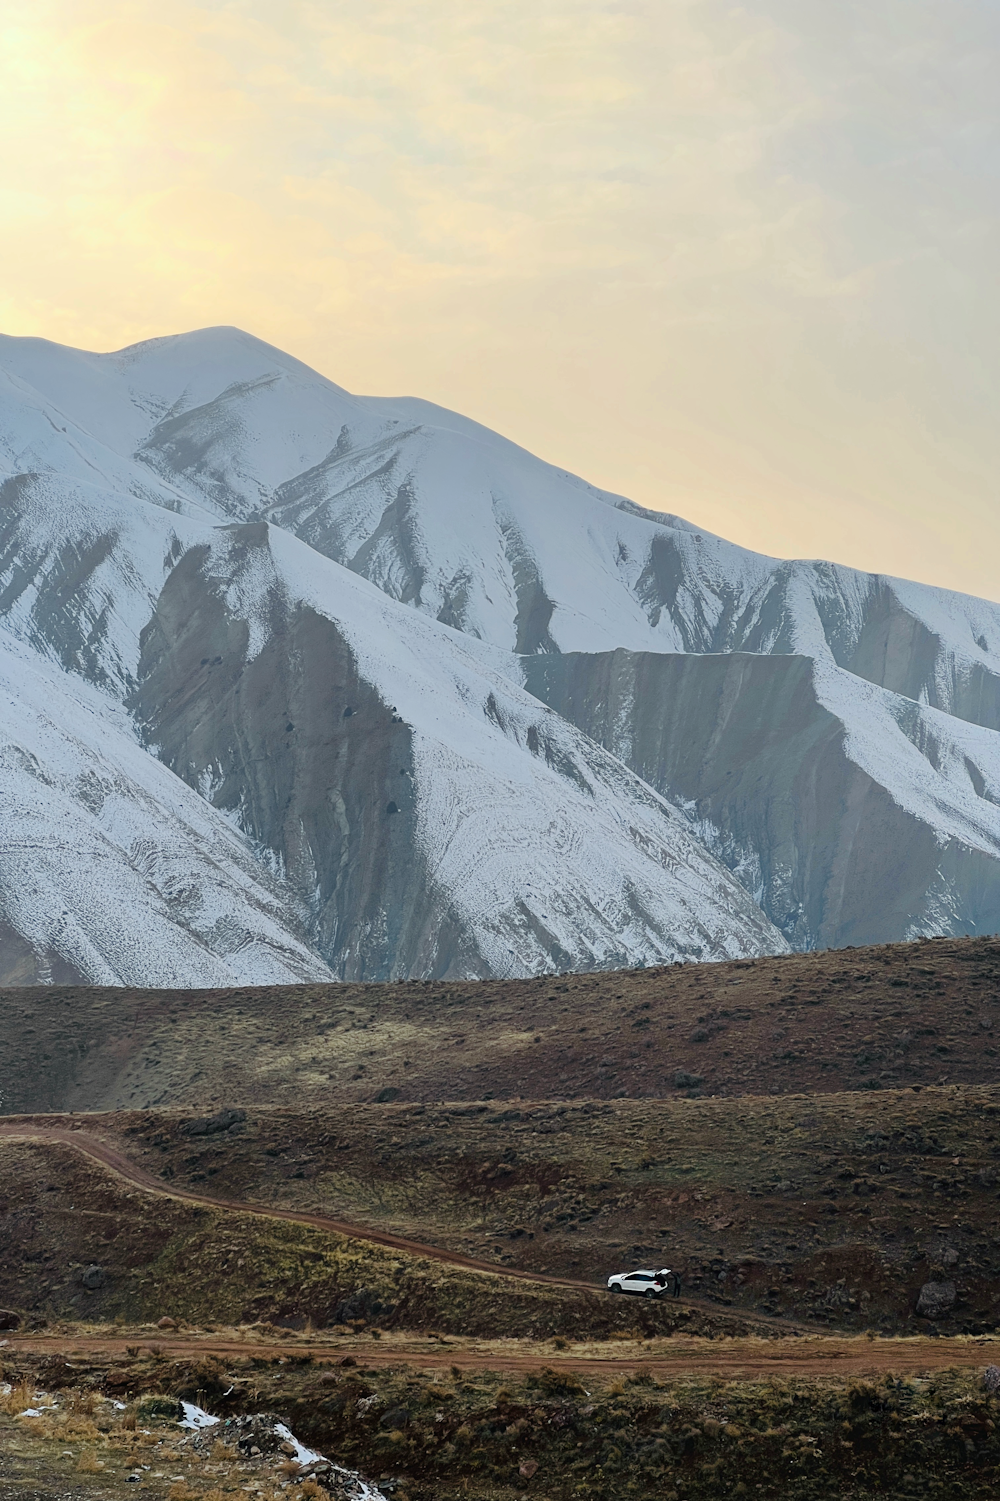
[1,0,998,596]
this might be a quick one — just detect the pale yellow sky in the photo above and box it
[1,0,998,596]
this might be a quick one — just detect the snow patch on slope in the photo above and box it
[0,632,332,985]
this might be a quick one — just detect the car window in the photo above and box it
[630,1273,650,1282]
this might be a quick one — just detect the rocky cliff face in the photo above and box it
[522,650,1000,950]
[131,532,452,980]
[126,523,787,978]
[2,324,1000,981]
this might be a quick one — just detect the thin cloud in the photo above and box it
[0,0,997,595]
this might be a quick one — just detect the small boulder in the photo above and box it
[331,1288,390,1325]
[156,1316,177,1329]
[916,1281,956,1319]
[81,1264,106,1290]
[984,1365,1000,1395]
[519,1459,539,1480]
[0,1309,21,1330]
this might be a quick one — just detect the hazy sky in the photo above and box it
[2,0,998,597]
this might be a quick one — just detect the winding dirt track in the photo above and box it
[0,1119,610,1291]
[2,1119,998,1378]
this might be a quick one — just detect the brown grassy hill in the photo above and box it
[0,1134,735,1341]
[3,934,999,1114]
[8,1079,1000,1336]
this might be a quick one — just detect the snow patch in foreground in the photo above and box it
[177,1405,387,1500]
[179,1402,220,1430]
[274,1420,325,1466]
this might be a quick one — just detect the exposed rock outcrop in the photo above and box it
[916,1281,956,1319]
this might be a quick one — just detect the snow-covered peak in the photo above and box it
[5,323,1000,978]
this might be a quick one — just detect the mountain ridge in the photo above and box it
[2,325,1000,982]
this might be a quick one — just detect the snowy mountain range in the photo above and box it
[3,326,1000,985]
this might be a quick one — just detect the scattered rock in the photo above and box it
[300,1456,385,1499]
[80,1264,106,1290]
[984,1365,1000,1395]
[519,1459,539,1480]
[179,1107,247,1138]
[916,1281,956,1318]
[227,1412,293,1456]
[0,1309,21,1330]
[941,1246,959,1266]
[156,1316,177,1329]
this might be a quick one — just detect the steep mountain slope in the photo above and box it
[0,469,784,981]
[4,326,1000,719]
[3,324,1000,971]
[128,520,789,977]
[0,632,332,987]
[523,650,1000,949]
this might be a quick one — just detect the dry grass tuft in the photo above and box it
[167,1483,201,1501]
[0,1380,34,1415]
[76,1447,103,1473]
[64,1416,100,1440]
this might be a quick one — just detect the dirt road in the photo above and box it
[5,1328,998,1381]
[0,1117,949,1357]
[0,1117,607,1290]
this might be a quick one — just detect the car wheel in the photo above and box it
[610,1284,622,1293]
[645,1288,658,1299]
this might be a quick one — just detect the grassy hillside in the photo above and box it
[0,1137,752,1339]
[5,936,1000,1498]
[9,1078,1000,1336]
[3,934,1000,1115]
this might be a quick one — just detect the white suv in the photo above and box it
[607,1267,679,1298]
